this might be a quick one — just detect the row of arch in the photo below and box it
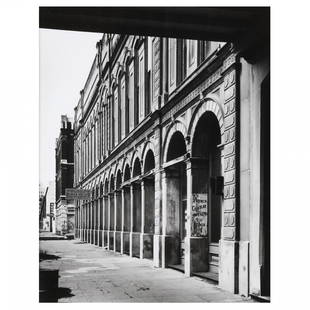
[81,96,225,196]
[76,96,226,266]
[80,148,155,201]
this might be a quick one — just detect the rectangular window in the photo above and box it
[114,87,118,146]
[152,37,161,102]
[120,75,126,140]
[169,38,176,88]
[188,40,195,66]
[176,39,187,86]
[198,41,211,65]
[187,40,197,75]
[138,45,145,123]
[128,61,134,132]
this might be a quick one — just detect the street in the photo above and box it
[39,238,253,302]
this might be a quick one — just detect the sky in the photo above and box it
[39,29,102,189]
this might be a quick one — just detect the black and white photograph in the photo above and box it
[7,2,310,307]
[37,6,270,303]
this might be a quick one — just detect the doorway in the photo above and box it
[165,131,187,271]
[191,111,222,280]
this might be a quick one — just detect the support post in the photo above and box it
[140,180,145,258]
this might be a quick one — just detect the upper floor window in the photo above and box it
[186,39,197,76]
[198,41,211,65]
[188,40,195,66]
[120,74,126,140]
[113,86,118,147]
[177,39,187,86]
[138,44,145,123]
[168,38,176,89]
[128,61,135,132]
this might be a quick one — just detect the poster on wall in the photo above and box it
[191,193,208,237]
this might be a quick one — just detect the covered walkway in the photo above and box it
[39,239,253,302]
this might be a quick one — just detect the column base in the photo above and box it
[219,239,238,294]
[123,231,130,255]
[239,241,249,296]
[89,230,92,243]
[109,231,114,251]
[132,232,141,258]
[98,229,103,247]
[103,230,108,248]
[115,231,121,252]
[161,235,180,268]
[87,229,90,243]
[153,234,162,267]
[184,237,208,277]
[140,233,154,259]
[95,229,99,246]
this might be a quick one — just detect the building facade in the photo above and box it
[73,34,270,298]
[55,115,75,235]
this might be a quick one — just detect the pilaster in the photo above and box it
[219,52,240,294]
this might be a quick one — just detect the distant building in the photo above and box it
[55,115,75,235]
[43,181,56,232]
[39,184,47,230]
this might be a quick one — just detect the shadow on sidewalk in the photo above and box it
[39,251,60,262]
[39,269,75,302]
[39,287,75,302]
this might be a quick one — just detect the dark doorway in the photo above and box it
[191,111,222,279]
[165,131,187,270]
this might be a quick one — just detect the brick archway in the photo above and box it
[188,97,225,155]
[163,120,188,163]
[141,141,156,173]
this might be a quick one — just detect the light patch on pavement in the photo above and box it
[73,258,120,270]
[64,267,101,274]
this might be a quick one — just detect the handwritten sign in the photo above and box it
[191,193,208,237]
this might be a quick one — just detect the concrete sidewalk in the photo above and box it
[39,231,66,240]
[39,239,254,303]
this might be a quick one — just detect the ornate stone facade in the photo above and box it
[73,34,270,298]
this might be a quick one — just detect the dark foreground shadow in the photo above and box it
[39,287,75,302]
[39,269,75,302]
[39,251,60,262]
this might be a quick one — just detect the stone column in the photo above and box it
[101,196,105,247]
[85,203,87,241]
[153,169,162,267]
[161,170,167,268]
[103,195,107,247]
[129,184,134,257]
[185,160,193,276]
[84,203,87,242]
[121,188,125,254]
[90,201,93,243]
[114,191,117,251]
[82,204,84,241]
[97,198,100,245]
[107,193,111,249]
[140,180,145,258]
